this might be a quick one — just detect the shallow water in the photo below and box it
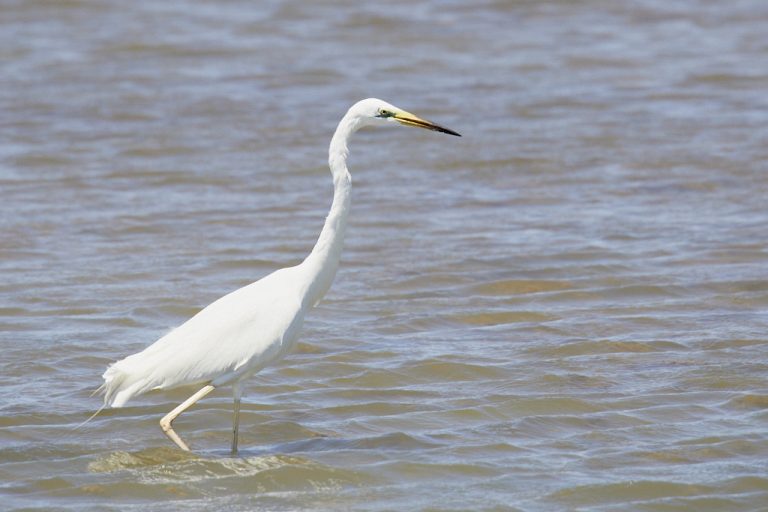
[2,1,768,510]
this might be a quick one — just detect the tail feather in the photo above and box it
[101,350,167,407]
[101,363,155,408]
[73,403,106,430]
[102,365,130,407]
[99,327,214,408]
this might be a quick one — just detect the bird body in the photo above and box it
[103,266,305,406]
[100,98,459,452]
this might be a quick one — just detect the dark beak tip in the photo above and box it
[432,124,461,137]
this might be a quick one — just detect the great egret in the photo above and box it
[100,98,460,453]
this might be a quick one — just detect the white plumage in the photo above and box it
[100,98,460,452]
[103,268,303,406]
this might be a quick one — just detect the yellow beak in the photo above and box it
[394,111,461,137]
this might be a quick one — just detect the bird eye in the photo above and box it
[378,109,392,118]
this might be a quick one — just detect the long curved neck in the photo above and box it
[300,113,358,307]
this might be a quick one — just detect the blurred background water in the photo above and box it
[1,1,768,510]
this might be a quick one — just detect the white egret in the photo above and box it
[100,98,460,453]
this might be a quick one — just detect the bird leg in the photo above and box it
[231,382,243,455]
[159,384,215,451]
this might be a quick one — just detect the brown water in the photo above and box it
[2,1,768,510]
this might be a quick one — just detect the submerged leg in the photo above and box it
[159,384,215,451]
[231,381,243,455]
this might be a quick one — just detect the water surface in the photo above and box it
[2,1,768,510]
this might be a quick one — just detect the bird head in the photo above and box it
[350,98,461,137]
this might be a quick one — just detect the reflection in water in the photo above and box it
[89,448,371,494]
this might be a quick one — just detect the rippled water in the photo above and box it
[2,1,768,510]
